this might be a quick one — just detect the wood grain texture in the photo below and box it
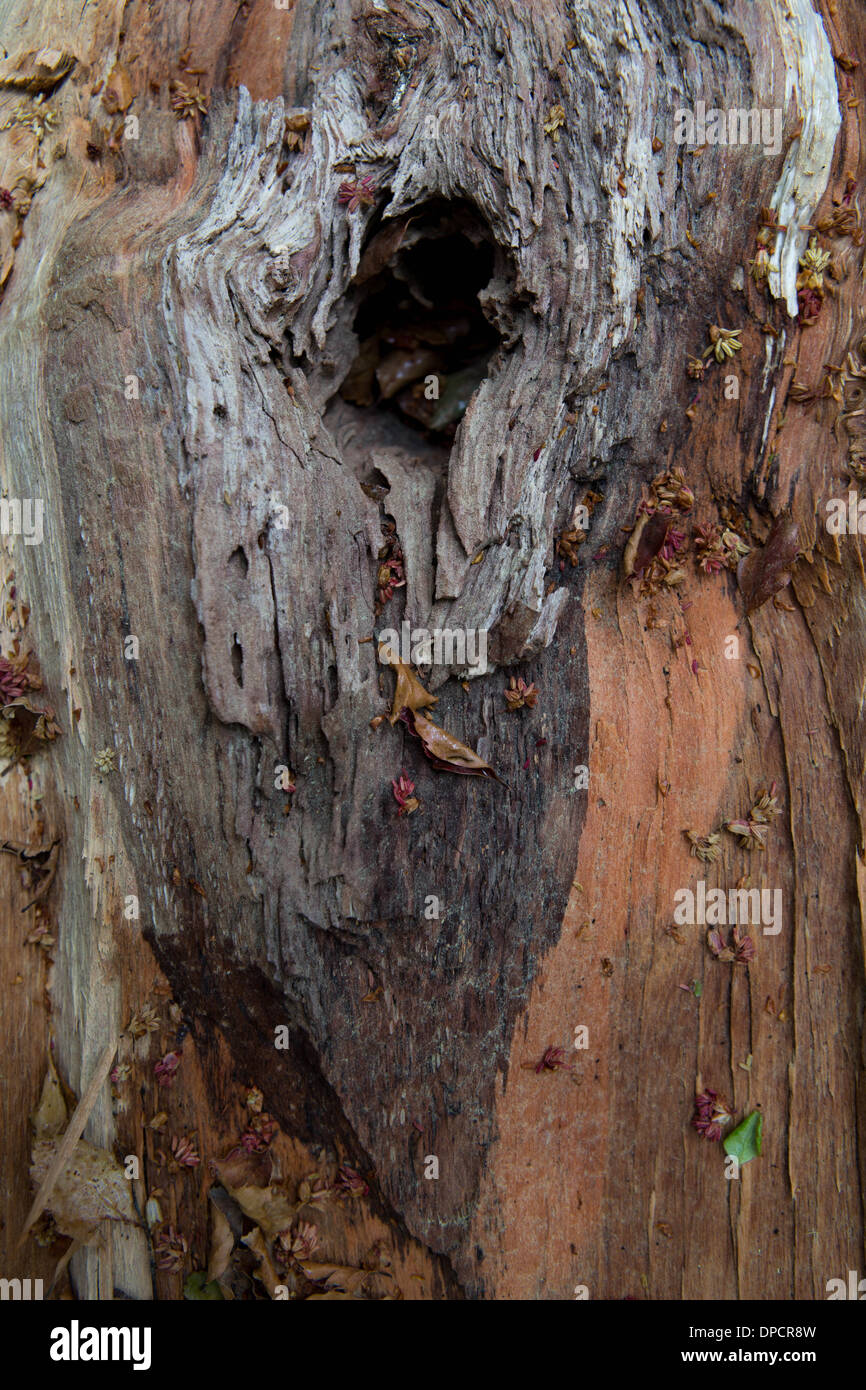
[0,0,864,1299]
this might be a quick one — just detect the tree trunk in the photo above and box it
[1,0,864,1301]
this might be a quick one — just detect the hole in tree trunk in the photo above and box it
[228,545,249,577]
[231,635,244,687]
[340,207,500,439]
[319,200,510,493]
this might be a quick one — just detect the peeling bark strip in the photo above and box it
[1,0,865,1299]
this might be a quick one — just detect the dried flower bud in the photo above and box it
[338,176,377,212]
[692,1089,733,1141]
[504,676,539,711]
[94,747,116,774]
[154,1051,181,1086]
[171,81,208,119]
[725,784,780,850]
[522,1045,574,1074]
[707,930,736,962]
[170,1134,201,1168]
[391,771,419,816]
[796,236,831,290]
[732,925,756,963]
[556,527,585,565]
[154,1224,189,1272]
[703,325,743,363]
[749,246,771,285]
[0,648,40,702]
[685,829,722,864]
[797,285,824,324]
[334,1163,369,1197]
[543,105,566,141]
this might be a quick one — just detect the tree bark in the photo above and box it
[1,0,864,1300]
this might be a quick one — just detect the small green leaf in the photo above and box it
[723,1111,763,1165]
[183,1270,224,1300]
[691,979,702,998]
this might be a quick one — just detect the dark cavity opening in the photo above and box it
[338,201,501,443]
[231,635,244,687]
[228,545,249,577]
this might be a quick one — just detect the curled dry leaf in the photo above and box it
[400,707,505,784]
[376,346,442,400]
[31,1053,67,1139]
[395,381,439,428]
[623,510,671,579]
[355,215,414,285]
[737,515,799,614]
[212,1146,272,1190]
[29,1137,136,1243]
[412,314,474,347]
[378,641,438,724]
[20,1043,118,1248]
[299,1259,371,1295]
[221,1184,298,1242]
[243,1224,284,1298]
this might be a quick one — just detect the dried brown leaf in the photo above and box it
[400,708,505,783]
[242,1225,284,1298]
[211,1147,272,1190]
[31,1053,67,1139]
[223,1184,297,1241]
[300,1259,370,1293]
[737,516,800,614]
[378,642,438,724]
[206,1203,236,1284]
[623,510,671,579]
[19,1042,117,1247]
[29,1137,136,1243]
[355,216,414,285]
[376,346,442,400]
